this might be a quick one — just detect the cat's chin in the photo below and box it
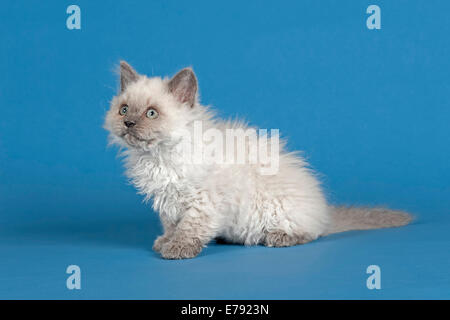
[122,133,156,150]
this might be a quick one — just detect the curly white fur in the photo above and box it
[104,62,412,259]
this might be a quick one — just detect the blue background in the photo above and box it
[0,0,449,299]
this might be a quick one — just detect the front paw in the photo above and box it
[160,238,203,259]
[152,235,169,253]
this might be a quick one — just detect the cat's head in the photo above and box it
[104,61,199,151]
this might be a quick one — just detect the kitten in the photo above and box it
[104,61,412,259]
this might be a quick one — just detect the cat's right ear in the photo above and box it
[120,61,139,92]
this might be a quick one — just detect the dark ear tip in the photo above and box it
[179,67,196,76]
[120,60,130,68]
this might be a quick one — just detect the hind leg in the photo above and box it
[264,231,315,247]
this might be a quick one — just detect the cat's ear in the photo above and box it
[120,61,139,92]
[168,68,198,107]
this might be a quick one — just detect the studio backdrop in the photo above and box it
[0,0,448,299]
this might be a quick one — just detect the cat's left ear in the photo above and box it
[168,68,198,107]
[120,61,139,92]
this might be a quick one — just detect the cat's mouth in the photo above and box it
[122,132,155,148]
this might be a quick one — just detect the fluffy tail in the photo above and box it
[324,206,413,235]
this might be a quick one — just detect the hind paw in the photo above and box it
[264,231,315,247]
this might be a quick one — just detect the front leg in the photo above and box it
[160,207,218,259]
[152,215,176,252]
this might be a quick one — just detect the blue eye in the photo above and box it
[119,105,128,115]
[146,108,158,119]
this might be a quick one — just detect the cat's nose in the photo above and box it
[124,121,136,128]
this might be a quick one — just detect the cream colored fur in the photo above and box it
[104,62,412,259]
